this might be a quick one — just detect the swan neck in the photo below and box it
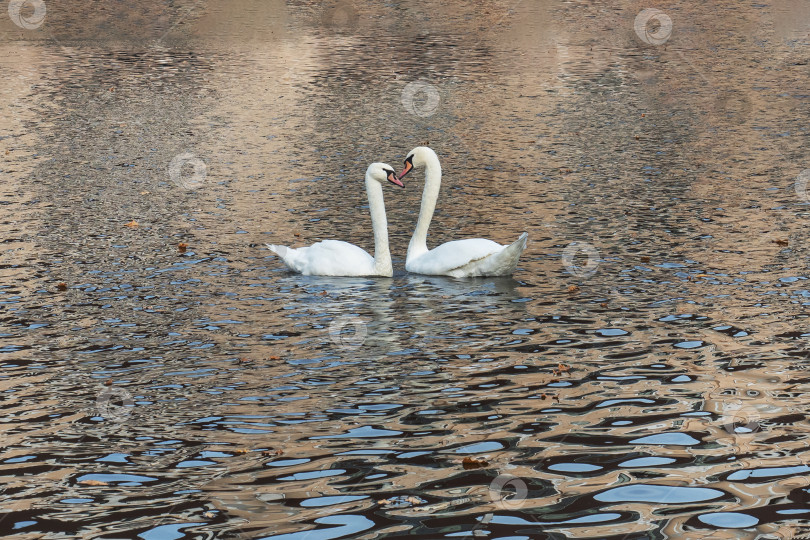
[408,156,441,261]
[365,174,392,275]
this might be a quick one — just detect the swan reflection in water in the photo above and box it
[278,274,524,359]
[398,274,526,358]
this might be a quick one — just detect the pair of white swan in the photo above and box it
[266,147,528,278]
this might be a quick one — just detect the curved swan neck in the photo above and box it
[407,152,442,262]
[365,173,392,276]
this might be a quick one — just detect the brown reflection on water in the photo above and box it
[1,0,810,538]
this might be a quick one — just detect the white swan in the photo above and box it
[266,163,403,277]
[398,147,528,278]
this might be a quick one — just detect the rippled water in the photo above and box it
[2,1,810,538]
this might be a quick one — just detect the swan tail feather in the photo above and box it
[512,232,529,254]
[266,243,299,271]
[447,233,528,277]
[266,243,288,258]
[493,232,528,275]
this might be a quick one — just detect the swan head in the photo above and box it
[397,146,437,179]
[368,162,403,187]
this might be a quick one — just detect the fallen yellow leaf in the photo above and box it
[462,456,489,469]
[79,479,108,486]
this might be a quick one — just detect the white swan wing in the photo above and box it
[267,240,375,276]
[406,233,528,277]
[406,238,502,275]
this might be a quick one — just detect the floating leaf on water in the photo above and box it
[553,363,571,376]
[462,456,489,469]
[124,220,139,228]
[79,479,108,486]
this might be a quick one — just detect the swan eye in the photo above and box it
[404,155,414,165]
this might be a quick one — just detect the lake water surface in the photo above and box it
[2,1,810,538]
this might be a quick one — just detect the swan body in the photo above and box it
[399,146,528,278]
[267,240,378,276]
[267,163,402,277]
[406,234,528,278]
